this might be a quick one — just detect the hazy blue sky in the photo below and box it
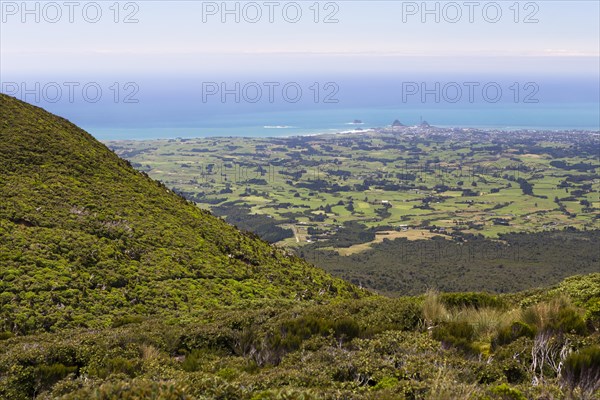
[2,1,599,76]
[2,1,599,136]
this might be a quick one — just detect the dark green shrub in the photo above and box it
[494,321,535,347]
[181,349,205,372]
[332,364,357,382]
[502,362,528,384]
[0,331,14,340]
[561,346,600,397]
[432,321,479,355]
[255,315,364,366]
[59,379,191,399]
[35,363,77,391]
[477,364,504,384]
[178,325,237,355]
[389,301,422,331]
[549,307,587,335]
[583,297,600,328]
[441,292,505,310]
[90,357,139,378]
[433,321,474,341]
[111,315,145,328]
[281,316,327,336]
[333,317,360,343]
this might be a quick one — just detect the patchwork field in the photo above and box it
[107,127,600,295]
[107,127,599,250]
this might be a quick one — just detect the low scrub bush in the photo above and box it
[35,363,77,392]
[489,383,527,400]
[432,321,479,355]
[441,292,505,310]
[561,346,600,398]
[494,321,535,347]
[111,315,145,328]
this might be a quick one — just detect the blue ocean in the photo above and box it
[87,104,600,140]
[3,75,598,140]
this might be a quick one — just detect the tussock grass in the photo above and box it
[422,290,450,328]
[455,307,521,343]
[522,295,587,334]
[422,292,587,356]
[427,365,478,399]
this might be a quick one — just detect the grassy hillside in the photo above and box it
[0,94,363,335]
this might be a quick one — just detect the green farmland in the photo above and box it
[108,128,599,244]
[108,127,600,294]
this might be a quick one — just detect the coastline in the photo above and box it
[100,124,600,143]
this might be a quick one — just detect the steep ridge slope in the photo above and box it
[0,94,363,334]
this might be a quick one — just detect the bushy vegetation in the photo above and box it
[561,346,600,398]
[0,94,365,335]
[212,203,294,243]
[1,95,598,399]
[1,275,598,399]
